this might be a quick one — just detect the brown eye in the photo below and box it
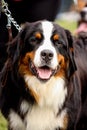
[53,34,59,41]
[35,32,42,39]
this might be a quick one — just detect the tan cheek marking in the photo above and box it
[58,54,67,69]
[18,52,35,76]
[55,54,68,77]
[53,34,59,41]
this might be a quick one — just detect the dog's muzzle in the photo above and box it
[29,49,58,81]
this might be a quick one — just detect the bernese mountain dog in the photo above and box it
[0,20,87,130]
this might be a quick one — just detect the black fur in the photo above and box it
[0,21,87,130]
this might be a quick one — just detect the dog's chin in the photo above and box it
[29,60,58,81]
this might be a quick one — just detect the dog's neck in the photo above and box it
[24,75,67,114]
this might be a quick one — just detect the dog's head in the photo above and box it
[7,20,76,83]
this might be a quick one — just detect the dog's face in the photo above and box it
[8,21,76,83]
[7,21,76,108]
[20,21,59,81]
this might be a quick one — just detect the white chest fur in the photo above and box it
[24,76,68,130]
[9,76,68,130]
[25,106,67,130]
[24,76,67,111]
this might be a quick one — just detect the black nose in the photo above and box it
[41,49,54,61]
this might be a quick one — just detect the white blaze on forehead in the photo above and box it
[42,21,53,40]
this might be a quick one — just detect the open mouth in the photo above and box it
[29,60,57,81]
[37,66,53,80]
[75,23,87,34]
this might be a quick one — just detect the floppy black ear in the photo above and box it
[0,34,21,90]
[0,33,20,90]
[0,23,31,98]
[7,22,30,63]
[7,28,24,64]
[7,36,21,63]
[65,29,77,78]
[0,25,27,89]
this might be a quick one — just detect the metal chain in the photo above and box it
[1,0,22,32]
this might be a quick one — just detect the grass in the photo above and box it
[56,19,77,34]
[0,112,7,130]
[0,19,77,130]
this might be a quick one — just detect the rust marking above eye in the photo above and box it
[35,32,42,39]
[53,34,59,41]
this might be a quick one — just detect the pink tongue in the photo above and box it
[75,23,87,34]
[37,68,52,79]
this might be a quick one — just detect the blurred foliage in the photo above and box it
[56,19,77,34]
[0,112,7,130]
